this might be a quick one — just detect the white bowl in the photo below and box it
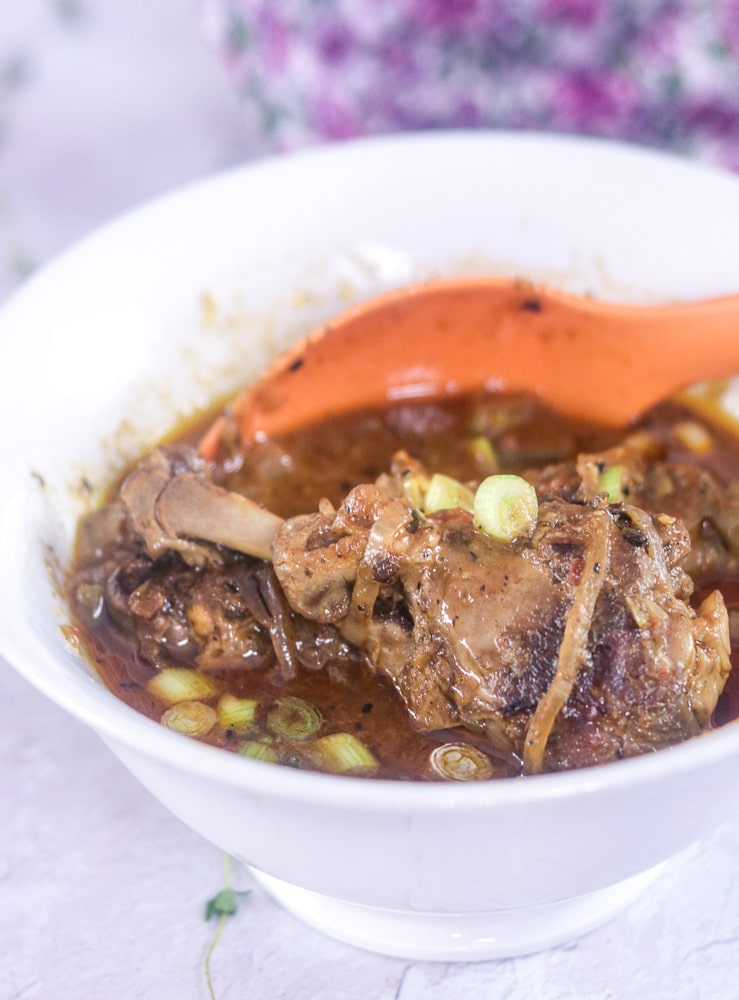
[3,131,739,962]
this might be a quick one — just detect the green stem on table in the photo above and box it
[203,853,252,1000]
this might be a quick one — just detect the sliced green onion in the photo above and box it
[423,473,475,514]
[217,693,258,731]
[473,474,538,542]
[161,700,217,737]
[308,732,379,775]
[469,435,498,473]
[400,471,431,509]
[267,697,322,741]
[597,464,626,503]
[430,743,494,781]
[238,739,279,763]
[147,667,222,705]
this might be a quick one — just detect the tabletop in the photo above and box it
[2,3,739,998]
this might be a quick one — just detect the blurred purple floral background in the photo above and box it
[201,0,739,169]
[5,0,739,306]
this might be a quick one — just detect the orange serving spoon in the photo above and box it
[199,276,739,459]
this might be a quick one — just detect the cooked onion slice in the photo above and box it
[523,508,611,774]
[673,419,713,454]
[430,742,495,781]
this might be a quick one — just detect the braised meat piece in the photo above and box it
[272,479,730,773]
[526,430,735,578]
[71,448,356,680]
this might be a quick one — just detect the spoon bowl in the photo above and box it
[200,276,739,458]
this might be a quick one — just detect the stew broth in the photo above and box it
[69,392,739,779]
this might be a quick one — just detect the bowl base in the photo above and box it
[248,863,664,961]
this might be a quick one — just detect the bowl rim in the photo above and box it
[3,127,739,812]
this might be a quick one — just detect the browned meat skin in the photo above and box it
[272,478,730,773]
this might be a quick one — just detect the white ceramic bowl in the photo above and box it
[3,132,739,962]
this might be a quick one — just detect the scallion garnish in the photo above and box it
[161,700,217,737]
[147,666,222,705]
[216,693,258,731]
[423,473,475,514]
[469,435,498,473]
[473,474,538,542]
[308,732,379,775]
[597,464,626,503]
[238,739,279,763]
[430,742,494,781]
[266,697,322,741]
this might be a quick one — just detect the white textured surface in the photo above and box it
[4,665,739,999]
[2,3,739,998]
